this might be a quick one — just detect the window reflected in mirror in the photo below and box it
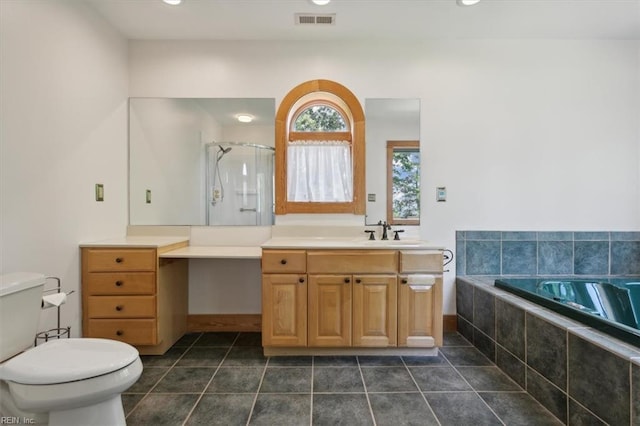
[387,141,420,225]
[365,99,420,225]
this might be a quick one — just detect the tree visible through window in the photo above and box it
[293,104,347,132]
[387,141,420,225]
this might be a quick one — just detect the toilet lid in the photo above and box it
[1,338,139,385]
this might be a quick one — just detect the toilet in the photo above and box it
[0,272,143,426]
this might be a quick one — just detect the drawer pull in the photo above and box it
[115,257,123,263]
[280,259,287,265]
[115,280,123,287]
[298,277,305,283]
[344,277,350,284]
[116,330,123,336]
[115,305,123,311]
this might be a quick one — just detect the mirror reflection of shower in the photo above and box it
[206,142,275,226]
[212,146,233,205]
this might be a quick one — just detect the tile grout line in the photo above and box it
[356,356,377,426]
[245,351,270,426]
[401,356,442,426]
[126,332,204,421]
[309,356,314,426]
[440,350,508,426]
[181,332,240,426]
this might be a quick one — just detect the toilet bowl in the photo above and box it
[0,273,143,426]
[0,338,143,426]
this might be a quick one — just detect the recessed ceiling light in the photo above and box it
[311,0,331,5]
[236,114,254,123]
[456,0,481,6]
[163,0,182,5]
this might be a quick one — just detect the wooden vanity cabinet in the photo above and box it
[261,250,307,347]
[352,274,397,347]
[307,250,398,348]
[81,244,188,355]
[262,248,442,351]
[398,250,444,347]
[308,274,352,346]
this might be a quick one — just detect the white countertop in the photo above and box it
[79,236,189,248]
[160,246,262,259]
[261,237,443,250]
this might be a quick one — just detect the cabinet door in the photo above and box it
[308,275,352,347]
[398,275,443,347]
[262,274,307,347]
[353,275,397,347]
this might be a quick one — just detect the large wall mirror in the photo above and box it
[129,98,276,226]
[365,99,421,225]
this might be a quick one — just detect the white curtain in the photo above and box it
[287,140,353,202]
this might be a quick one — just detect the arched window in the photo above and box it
[275,80,365,215]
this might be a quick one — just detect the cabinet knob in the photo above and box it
[401,279,408,284]
[115,305,123,311]
[344,277,350,284]
[280,259,287,265]
[355,278,362,284]
[115,257,123,263]
[116,330,123,336]
[298,277,305,283]
[115,280,123,287]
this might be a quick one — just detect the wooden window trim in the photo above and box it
[275,79,365,215]
[288,132,352,142]
[386,140,420,225]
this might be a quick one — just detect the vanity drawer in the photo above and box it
[399,250,443,273]
[85,248,156,272]
[262,250,307,273]
[307,250,397,274]
[85,272,155,295]
[87,296,156,318]
[87,319,157,345]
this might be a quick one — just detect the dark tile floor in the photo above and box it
[123,332,562,426]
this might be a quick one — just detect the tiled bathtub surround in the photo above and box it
[456,276,640,425]
[456,231,640,276]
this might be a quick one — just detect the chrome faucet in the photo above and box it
[377,220,391,240]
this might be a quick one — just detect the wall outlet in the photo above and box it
[95,184,104,202]
[368,193,376,202]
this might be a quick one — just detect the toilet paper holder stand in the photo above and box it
[35,276,75,346]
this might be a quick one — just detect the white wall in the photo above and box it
[0,1,129,336]
[129,39,640,314]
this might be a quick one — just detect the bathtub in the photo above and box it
[495,277,640,348]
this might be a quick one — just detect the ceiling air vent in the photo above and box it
[295,13,336,25]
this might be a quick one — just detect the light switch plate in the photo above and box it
[368,193,376,202]
[95,184,104,202]
[436,186,446,202]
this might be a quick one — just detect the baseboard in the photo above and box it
[187,314,456,334]
[187,314,262,332]
[443,315,457,333]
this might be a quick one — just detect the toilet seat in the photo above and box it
[0,338,139,385]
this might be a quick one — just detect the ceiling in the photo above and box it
[87,0,640,41]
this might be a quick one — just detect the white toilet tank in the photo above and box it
[0,273,46,362]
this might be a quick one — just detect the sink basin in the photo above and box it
[359,239,426,248]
